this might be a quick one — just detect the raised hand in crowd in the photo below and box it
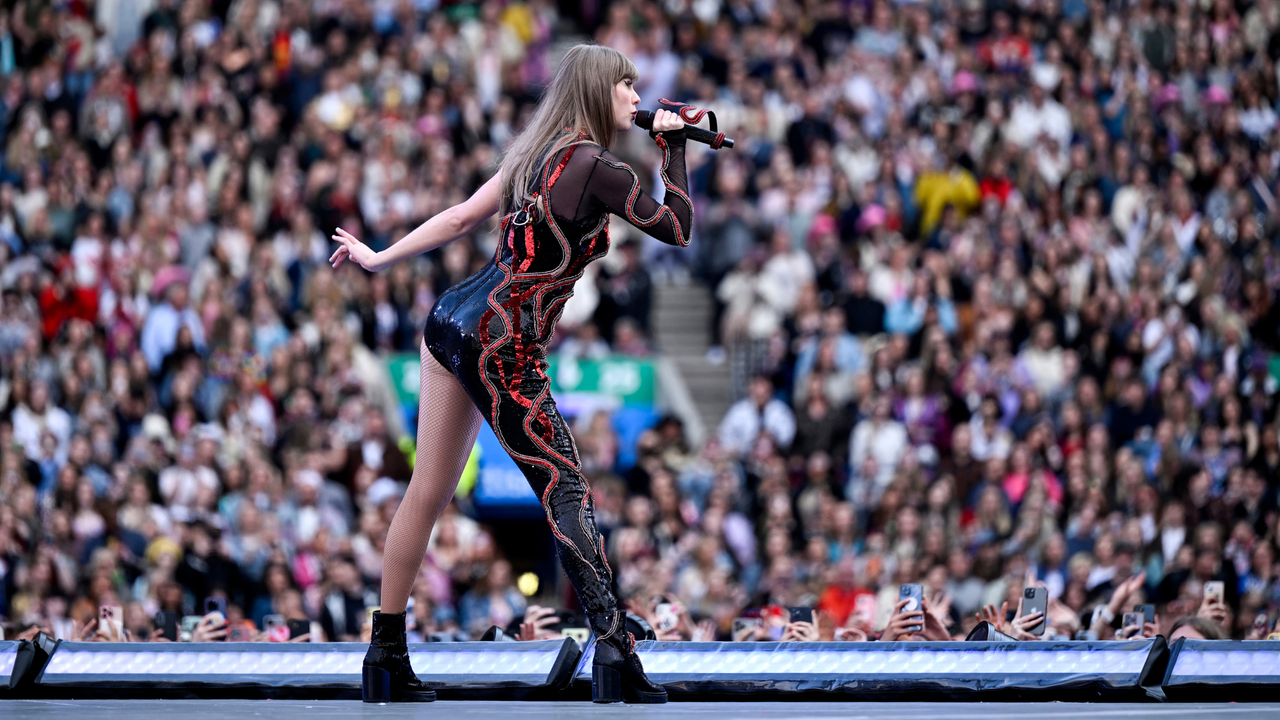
[1108,572,1147,620]
[781,611,820,642]
[883,599,927,642]
[977,602,1011,636]
[1046,598,1081,639]
[732,622,768,642]
[927,593,953,629]
[13,624,52,642]
[1197,593,1229,630]
[920,596,952,642]
[1089,571,1147,636]
[1142,614,1161,640]
[834,626,868,642]
[191,612,229,642]
[689,618,718,642]
[1008,596,1044,641]
[517,605,562,641]
[77,617,128,642]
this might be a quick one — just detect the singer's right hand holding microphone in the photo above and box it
[649,108,684,134]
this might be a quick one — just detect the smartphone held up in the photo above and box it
[264,614,290,643]
[899,584,924,633]
[732,616,763,641]
[1020,586,1047,637]
[653,602,680,633]
[99,605,124,639]
[155,611,179,642]
[1120,612,1144,639]
[789,607,814,625]
[1204,581,1225,605]
[203,597,228,620]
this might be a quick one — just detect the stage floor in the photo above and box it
[1,700,1276,720]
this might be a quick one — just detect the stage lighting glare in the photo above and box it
[572,638,1164,700]
[518,572,540,597]
[45,644,358,679]
[1162,639,1280,701]
[1,642,17,679]
[38,639,572,688]
[1171,645,1280,676]
[578,640,1152,679]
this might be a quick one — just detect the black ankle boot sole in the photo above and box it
[362,666,437,703]
[592,665,668,704]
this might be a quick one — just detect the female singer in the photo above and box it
[330,44,693,704]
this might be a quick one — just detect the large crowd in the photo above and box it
[1,0,1279,648]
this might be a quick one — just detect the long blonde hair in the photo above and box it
[499,44,638,213]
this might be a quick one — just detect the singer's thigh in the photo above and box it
[407,343,484,512]
[380,342,484,612]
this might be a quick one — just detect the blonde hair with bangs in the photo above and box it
[499,44,638,213]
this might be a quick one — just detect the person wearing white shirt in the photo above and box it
[969,396,1013,461]
[12,380,72,465]
[717,375,797,457]
[1017,322,1066,397]
[158,442,221,514]
[848,395,909,488]
[1141,304,1200,385]
[1005,82,1071,151]
[868,244,914,307]
[758,227,815,316]
[1168,189,1201,256]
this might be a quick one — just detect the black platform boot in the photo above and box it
[362,611,435,703]
[591,615,667,704]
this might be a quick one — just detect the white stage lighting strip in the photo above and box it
[640,647,1146,675]
[0,642,16,679]
[577,640,1153,680]
[1169,640,1280,680]
[39,641,562,685]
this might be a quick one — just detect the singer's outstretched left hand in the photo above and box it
[330,227,383,272]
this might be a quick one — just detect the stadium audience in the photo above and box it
[2,0,1279,648]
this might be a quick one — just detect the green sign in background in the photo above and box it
[386,353,656,406]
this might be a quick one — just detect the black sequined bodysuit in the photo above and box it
[424,129,690,639]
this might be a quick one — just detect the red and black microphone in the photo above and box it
[634,107,735,149]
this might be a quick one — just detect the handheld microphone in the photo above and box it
[634,110,735,149]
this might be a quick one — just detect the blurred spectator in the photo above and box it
[717,374,795,457]
[319,557,377,643]
[140,273,205,375]
[459,559,526,640]
[2,0,1280,648]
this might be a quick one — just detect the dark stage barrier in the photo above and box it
[1162,638,1280,702]
[7,634,1280,702]
[28,638,580,700]
[1,640,36,694]
[573,638,1169,701]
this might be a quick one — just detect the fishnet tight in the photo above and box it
[379,340,484,614]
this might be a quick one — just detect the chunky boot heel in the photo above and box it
[592,665,622,703]
[590,618,668,705]
[363,666,391,703]
[362,611,437,702]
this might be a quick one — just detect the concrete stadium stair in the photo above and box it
[652,280,732,445]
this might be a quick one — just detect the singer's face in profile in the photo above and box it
[613,78,640,131]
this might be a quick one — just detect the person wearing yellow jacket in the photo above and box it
[914,156,981,237]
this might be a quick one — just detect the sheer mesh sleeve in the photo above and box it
[587,133,693,247]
